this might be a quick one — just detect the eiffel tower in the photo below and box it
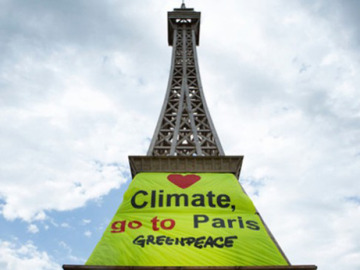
[63,3,317,270]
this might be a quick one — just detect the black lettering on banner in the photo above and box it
[131,191,148,209]
[130,190,234,209]
[156,235,166,245]
[167,193,188,207]
[159,190,164,207]
[133,235,238,249]
[151,190,156,207]
[203,236,214,248]
[193,214,261,231]
[224,236,238,247]
[194,214,209,228]
[217,194,230,208]
[165,237,174,245]
[175,238,185,246]
[213,237,225,248]
[206,191,216,207]
[246,220,260,231]
[185,237,196,245]
[146,235,155,245]
[133,235,145,247]
[194,236,206,249]
[191,194,205,207]
[227,219,236,228]
[238,216,244,228]
[212,218,225,228]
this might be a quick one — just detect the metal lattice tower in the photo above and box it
[147,4,224,157]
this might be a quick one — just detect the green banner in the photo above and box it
[86,173,288,266]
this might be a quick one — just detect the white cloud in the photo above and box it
[27,224,39,234]
[84,231,92,238]
[60,223,70,228]
[58,241,83,263]
[0,240,59,270]
[0,72,138,221]
[0,1,159,223]
[82,219,91,225]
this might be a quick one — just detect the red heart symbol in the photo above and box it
[167,174,201,189]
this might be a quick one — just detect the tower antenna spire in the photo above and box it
[181,0,186,9]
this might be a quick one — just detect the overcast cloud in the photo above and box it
[0,1,359,269]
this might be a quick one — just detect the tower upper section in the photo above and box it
[147,5,224,156]
[168,4,200,46]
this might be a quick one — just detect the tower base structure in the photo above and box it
[128,156,244,179]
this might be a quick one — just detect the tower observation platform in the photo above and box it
[63,3,317,270]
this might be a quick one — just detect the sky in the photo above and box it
[1,0,360,269]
